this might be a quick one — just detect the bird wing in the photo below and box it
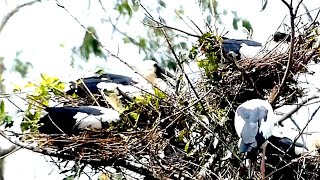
[236,39,262,47]
[240,122,259,152]
[73,113,102,130]
[237,106,268,153]
[100,73,138,85]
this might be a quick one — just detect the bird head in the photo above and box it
[273,32,291,43]
[141,60,175,83]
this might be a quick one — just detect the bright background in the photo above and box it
[0,0,320,179]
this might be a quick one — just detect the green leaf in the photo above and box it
[232,18,239,30]
[0,100,4,114]
[179,42,188,50]
[63,176,75,180]
[138,38,147,49]
[13,57,33,78]
[79,26,105,61]
[130,112,140,121]
[24,82,35,88]
[184,140,190,152]
[242,19,253,32]
[158,0,166,8]
[3,116,13,128]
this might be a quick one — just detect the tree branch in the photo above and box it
[270,0,303,106]
[275,92,319,125]
[0,0,40,34]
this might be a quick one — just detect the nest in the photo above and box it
[6,27,320,179]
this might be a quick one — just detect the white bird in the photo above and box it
[37,106,121,134]
[234,99,275,179]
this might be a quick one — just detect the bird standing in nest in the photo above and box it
[234,99,275,179]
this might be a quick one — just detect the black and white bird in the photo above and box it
[37,106,121,134]
[221,37,262,59]
[234,99,275,179]
[96,60,176,97]
[267,135,308,158]
[66,60,175,97]
[66,73,139,97]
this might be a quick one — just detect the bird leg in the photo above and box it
[261,141,268,180]
[246,157,256,179]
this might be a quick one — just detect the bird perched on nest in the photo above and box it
[66,73,139,97]
[234,99,275,179]
[221,37,262,60]
[37,106,120,134]
[97,60,176,97]
[66,60,175,98]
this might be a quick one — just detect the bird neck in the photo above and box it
[104,94,125,113]
[145,72,157,85]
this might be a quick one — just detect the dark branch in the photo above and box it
[0,0,40,34]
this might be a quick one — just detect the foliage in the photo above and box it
[12,51,33,78]
[0,100,13,128]
[20,74,66,132]
[115,0,139,20]
[79,26,106,61]
[199,0,221,25]
[231,11,253,33]
[0,57,5,92]
[189,32,221,80]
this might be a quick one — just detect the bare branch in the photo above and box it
[0,0,40,34]
[275,92,320,125]
[270,0,300,105]
[281,0,292,10]
[141,17,201,38]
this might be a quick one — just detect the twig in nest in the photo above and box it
[230,55,264,98]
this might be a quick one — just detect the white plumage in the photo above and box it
[234,99,275,179]
[73,106,121,130]
[38,106,121,134]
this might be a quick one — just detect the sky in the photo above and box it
[0,0,320,179]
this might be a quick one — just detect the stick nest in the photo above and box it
[9,27,320,179]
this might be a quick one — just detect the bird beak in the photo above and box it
[294,141,308,150]
[116,87,134,103]
[69,81,78,89]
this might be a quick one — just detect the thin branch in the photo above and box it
[140,4,212,123]
[55,0,168,97]
[294,0,304,16]
[270,0,299,105]
[289,102,320,153]
[301,2,314,22]
[0,0,40,34]
[174,10,203,35]
[281,0,292,10]
[141,18,201,38]
[276,92,319,125]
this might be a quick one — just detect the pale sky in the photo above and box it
[0,0,320,179]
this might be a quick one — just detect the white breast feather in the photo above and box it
[73,112,102,130]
